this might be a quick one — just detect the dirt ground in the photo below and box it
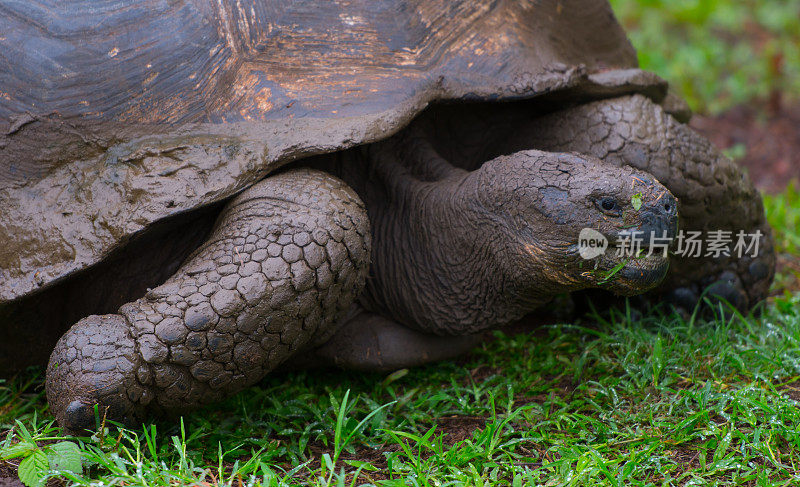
[691,103,800,193]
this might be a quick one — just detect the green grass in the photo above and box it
[3,2,800,486]
[766,182,800,256]
[610,0,800,114]
[4,284,800,485]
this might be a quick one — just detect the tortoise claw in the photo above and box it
[63,400,97,434]
[664,268,763,318]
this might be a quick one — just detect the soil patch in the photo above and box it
[691,103,800,193]
[0,462,23,487]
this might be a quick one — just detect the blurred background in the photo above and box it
[611,0,800,193]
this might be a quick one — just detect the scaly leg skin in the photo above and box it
[46,168,370,433]
[507,94,775,311]
[293,306,483,372]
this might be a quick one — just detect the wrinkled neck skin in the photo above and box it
[320,131,580,336]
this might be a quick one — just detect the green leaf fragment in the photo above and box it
[598,259,629,284]
[381,368,408,387]
[17,450,48,487]
[0,441,37,460]
[631,192,643,211]
[343,459,378,471]
[46,441,83,474]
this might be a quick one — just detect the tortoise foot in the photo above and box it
[47,314,146,433]
[665,271,747,315]
[662,225,774,316]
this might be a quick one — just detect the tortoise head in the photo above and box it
[468,150,678,301]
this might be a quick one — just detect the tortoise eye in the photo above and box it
[596,196,621,215]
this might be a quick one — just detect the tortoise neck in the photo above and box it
[342,137,554,335]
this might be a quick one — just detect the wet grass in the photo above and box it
[3,261,800,485]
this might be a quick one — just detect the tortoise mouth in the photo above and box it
[617,254,670,290]
[595,252,670,295]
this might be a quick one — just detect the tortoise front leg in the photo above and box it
[46,169,370,432]
[508,94,775,310]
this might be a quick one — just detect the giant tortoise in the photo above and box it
[0,0,773,431]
